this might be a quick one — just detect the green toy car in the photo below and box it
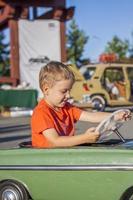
[0,109,133,200]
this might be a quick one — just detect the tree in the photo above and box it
[0,31,10,76]
[66,19,89,67]
[128,31,133,58]
[104,35,129,59]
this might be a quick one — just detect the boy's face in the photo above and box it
[43,79,73,108]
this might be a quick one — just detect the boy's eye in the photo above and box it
[61,90,67,93]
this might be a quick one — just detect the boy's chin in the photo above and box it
[59,102,66,107]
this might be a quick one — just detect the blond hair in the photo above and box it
[39,61,75,91]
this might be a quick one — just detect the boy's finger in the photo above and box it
[89,127,96,131]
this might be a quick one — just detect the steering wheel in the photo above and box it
[96,109,130,142]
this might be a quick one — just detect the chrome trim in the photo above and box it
[0,165,133,171]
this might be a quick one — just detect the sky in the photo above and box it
[67,0,133,62]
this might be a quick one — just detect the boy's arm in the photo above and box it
[79,109,131,123]
[43,128,99,147]
[79,110,111,123]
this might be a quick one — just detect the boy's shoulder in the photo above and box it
[33,99,50,114]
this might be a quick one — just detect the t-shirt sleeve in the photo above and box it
[31,109,55,134]
[66,103,82,122]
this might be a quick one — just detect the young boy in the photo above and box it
[31,61,131,148]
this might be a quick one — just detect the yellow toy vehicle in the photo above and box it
[70,63,133,111]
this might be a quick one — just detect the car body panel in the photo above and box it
[68,64,90,102]
[1,146,133,200]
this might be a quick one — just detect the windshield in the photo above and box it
[126,67,133,80]
[79,66,96,80]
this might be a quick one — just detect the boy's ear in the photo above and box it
[42,84,49,95]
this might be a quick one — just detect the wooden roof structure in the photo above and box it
[0,0,74,86]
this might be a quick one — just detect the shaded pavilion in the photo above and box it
[0,0,74,86]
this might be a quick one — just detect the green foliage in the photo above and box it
[0,32,10,76]
[66,19,90,67]
[105,35,129,59]
[128,31,133,58]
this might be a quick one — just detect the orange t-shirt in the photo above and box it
[31,99,82,148]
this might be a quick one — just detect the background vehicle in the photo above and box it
[70,63,133,111]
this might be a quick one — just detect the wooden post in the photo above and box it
[9,19,20,85]
[60,21,66,62]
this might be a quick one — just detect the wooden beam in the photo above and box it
[65,6,75,20]
[12,6,29,19]
[37,7,74,21]
[20,7,29,19]
[37,8,63,20]
[0,5,15,25]
[0,0,6,7]
[0,11,8,25]
[0,0,66,8]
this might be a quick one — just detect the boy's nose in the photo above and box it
[66,91,71,99]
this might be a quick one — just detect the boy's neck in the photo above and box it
[44,99,61,112]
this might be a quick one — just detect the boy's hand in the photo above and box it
[85,127,100,143]
[114,110,132,121]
